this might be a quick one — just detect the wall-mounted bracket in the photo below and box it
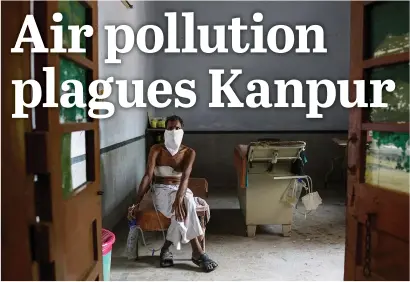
[121,0,133,8]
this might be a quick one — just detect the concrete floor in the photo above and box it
[110,187,346,281]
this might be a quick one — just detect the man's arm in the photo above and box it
[172,149,196,221]
[135,145,159,205]
[176,149,196,198]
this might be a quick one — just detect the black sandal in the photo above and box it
[192,253,218,273]
[160,249,174,267]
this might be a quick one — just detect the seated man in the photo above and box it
[134,115,218,272]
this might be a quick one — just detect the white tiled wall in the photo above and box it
[96,1,154,228]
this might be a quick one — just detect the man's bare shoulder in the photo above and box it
[182,145,196,156]
[150,144,163,153]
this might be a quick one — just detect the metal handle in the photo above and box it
[346,133,358,175]
[348,165,356,175]
[348,133,358,144]
[97,191,104,196]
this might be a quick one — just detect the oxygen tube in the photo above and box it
[294,176,314,218]
[150,185,167,255]
[130,184,167,256]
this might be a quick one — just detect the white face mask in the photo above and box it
[164,129,184,156]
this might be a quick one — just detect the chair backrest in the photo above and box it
[188,178,208,199]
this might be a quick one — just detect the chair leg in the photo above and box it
[324,158,335,189]
[326,156,343,188]
[200,215,206,252]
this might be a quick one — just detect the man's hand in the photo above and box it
[128,204,140,220]
[172,149,195,222]
[171,194,186,222]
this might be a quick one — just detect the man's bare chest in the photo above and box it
[156,147,186,171]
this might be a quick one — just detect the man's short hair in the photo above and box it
[165,115,184,127]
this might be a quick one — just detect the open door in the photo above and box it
[345,1,409,280]
[2,1,38,280]
[26,1,103,280]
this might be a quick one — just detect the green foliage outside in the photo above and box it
[373,131,409,172]
[59,1,87,51]
[61,133,72,198]
[368,64,409,123]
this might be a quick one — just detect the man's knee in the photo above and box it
[184,194,196,208]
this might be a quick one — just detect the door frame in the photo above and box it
[1,1,38,280]
[32,1,102,280]
[2,1,103,280]
[345,1,409,280]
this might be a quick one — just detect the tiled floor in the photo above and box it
[110,188,346,280]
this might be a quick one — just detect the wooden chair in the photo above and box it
[135,178,209,259]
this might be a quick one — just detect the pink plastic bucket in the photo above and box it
[102,228,116,256]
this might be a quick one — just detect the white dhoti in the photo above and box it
[152,184,209,250]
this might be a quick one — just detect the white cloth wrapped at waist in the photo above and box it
[152,183,210,250]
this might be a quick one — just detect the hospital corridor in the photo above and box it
[2,0,409,281]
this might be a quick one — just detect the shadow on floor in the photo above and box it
[206,209,246,236]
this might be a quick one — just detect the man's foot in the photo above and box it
[191,253,218,272]
[160,248,174,267]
